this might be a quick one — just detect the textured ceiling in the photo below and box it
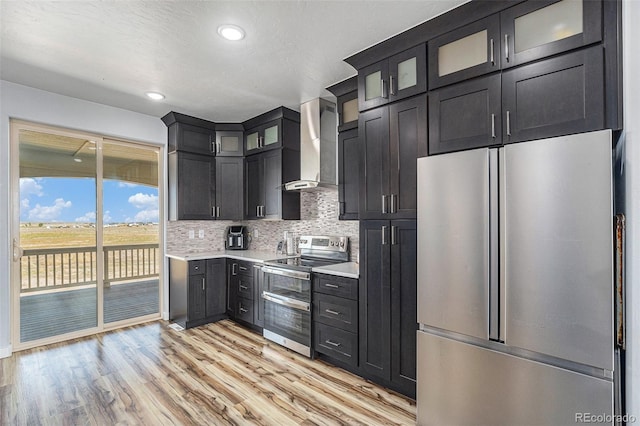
[0,1,467,123]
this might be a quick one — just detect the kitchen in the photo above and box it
[3,3,635,424]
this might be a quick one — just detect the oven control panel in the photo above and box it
[298,235,349,252]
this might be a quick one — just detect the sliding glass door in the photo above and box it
[11,121,162,349]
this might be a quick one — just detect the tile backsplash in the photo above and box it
[166,190,360,262]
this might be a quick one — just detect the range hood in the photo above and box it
[284,98,337,191]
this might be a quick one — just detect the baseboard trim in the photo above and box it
[0,345,13,359]
[162,311,169,321]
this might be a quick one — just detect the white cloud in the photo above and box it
[21,199,30,210]
[20,178,43,197]
[128,193,158,210]
[28,198,72,221]
[134,209,159,223]
[118,182,138,188]
[103,210,112,223]
[75,211,96,223]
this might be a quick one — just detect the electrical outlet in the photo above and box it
[198,229,204,239]
[188,230,195,239]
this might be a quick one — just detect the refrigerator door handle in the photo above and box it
[498,147,507,342]
[489,149,500,341]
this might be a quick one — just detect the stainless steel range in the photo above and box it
[262,235,349,357]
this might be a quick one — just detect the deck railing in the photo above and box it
[20,244,159,293]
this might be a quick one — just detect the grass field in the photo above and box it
[20,223,159,248]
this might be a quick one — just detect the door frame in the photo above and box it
[10,119,164,351]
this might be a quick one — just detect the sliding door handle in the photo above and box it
[13,238,23,262]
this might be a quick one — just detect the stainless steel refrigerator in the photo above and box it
[416,130,619,425]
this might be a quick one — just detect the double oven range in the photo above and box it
[261,235,349,357]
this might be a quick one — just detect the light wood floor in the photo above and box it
[0,319,416,425]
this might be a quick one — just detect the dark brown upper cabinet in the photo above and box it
[359,95,427,220]
[358,45,427,112]
[243,107,300,155]
[162,112,216,156]
[501,0,602,69]
[429,74,502,155]
[428,15,502,90]
[502,45,604,144]
[215,124,244,157]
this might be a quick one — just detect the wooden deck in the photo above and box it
[20,279,159,342]
[1,320,416,425]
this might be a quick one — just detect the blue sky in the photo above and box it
[19,177,159,223]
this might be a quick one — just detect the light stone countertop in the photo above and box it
[166,251,360,278]
[312,262,359,279]
[166,250,289,263]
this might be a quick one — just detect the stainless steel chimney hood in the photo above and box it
[284,98,337,191]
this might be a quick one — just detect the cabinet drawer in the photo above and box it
[236,297,254,323]
[236,276,254,300]
[313,274,358,300]
[189,260,206,275]
[229,260,253,277]
[314,293,357,333]
[314,323,358,368]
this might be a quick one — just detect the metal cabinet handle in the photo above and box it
[239,284,248,290]
[211,207,215,217]
[216,206,220,218]
[490,38,495,65]
[211,140,216,153]
[232,263,238,275]
[382,225,388,245]
[505,34,510,63]
[216,141,221,154]
[325,309,341,316]
[239,266,247,271]
[381,79,388,99]
[325,283,339,289]
[389,76,396,96]
[391,225,397,245]
[239,306,248,313]
[202,277,205,291]
[325,339,341,347]
[506,110,511,136]
[382,195,388,214]
[390,194,397,214]
[491,114,496,139]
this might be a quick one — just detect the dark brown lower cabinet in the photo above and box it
[169,258,227,329]
[359,220,417,398]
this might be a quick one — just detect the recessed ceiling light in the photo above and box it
[146,92,165,101]
[217,24,245,41]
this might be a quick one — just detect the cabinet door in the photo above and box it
[188,273,206,321]
[429,74,502,155]
[359,221,391,381]
[226,261,237,318]
[502,45,604,144]
[388,45,427,102]
[253,265,264,327]
[215,130,243,157]
[169,122,215,155]
[428,15,501,89]
[389,95,427,219]
[245,129,260,154]
[205,259,226,318]
[169,152,215,220]
[262,121,281,149]
[501,0,602,69]
[215,157,243,220]
[262,149,282,219]
[245,154,263,219]
[338,91,359,132]
[359,107,390,220]
[358,59,389,111]
[390,220,417,397]
[338,128,360,220]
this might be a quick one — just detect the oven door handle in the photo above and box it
[262,291,310,312]
[261,266,310,281]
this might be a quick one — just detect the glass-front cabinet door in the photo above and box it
[215,130,244,157]
[244,121,281,154]
[358,44,426,111]
[501,0,602,68]
[428,15,501,89]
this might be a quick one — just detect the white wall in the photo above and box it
[0,80,166,357]
[624,0,640,416]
